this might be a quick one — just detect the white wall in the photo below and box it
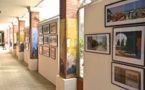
[84,0,124,90]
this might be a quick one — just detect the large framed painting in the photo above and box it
[51,47,56,59]
[32,28,38,58]
[50,22,57,34]
[43,36,49,44]
[39,26,43,35]
[85,33,110,54]
[39,46,43,55]
[49,35,58,47]
[112,62,144,90]
[38,36,43,45]
[43,24,49,34]
[43,46,50,57]
[105,0,145,27]
[113,26,145,66]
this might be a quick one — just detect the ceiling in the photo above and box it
[0,0,42,30]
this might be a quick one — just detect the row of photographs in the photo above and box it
[39,46,56,59]
[39,22,57,35]
[38,35,58,47]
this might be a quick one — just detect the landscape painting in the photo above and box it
[85,33,110,54]
[32,28,38,58]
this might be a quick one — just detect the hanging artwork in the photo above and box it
[43,24,49,34]
[32,28,38,58]
[49,35,58,47]
[43,46,50,57]
[51,47,56,59]
[50,22,57,34]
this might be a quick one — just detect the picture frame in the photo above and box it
[105,0,145,27]
[25,44,29,50]
[38,36,43,45]
[51,47,56,59]
[49,35,58,47]
[43,36,49,44]
[113,26,145,66]
[39,46,43,55]
[25,37,29,44]
[111,62,144,90]
[85,33,110,54]
[43,24,49,34]
[50,22,57,34]
[42,46,50,57]
[39,26,43,35]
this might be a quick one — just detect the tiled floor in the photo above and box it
[0,47,56,90]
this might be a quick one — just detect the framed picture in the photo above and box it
[43,24,49,34]
[25,37,29,43]
[49,35,58,47]
[39,26,43,35]
[42,46,50,57]
[25,44,29,50]
[50,22,57,34]
[112,62,144,90]
[105,0,145,27]
[38,36,43,45]
[43,36,49,44]
[51,47,56,59]
[39,46,43,55]
[85,33,110,54]
[113,26,145,66]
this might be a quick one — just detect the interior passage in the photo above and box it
[0,47,55,90]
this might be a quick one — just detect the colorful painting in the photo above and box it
[32,28,38,57]
[43,36,49,44]
[43,46,50,57]
[43,24,49,34]
[105,0,145,27]
[50,22,57,34]
[113,26,145,66]
[85,33,110,54]
[49,35,58,46]
[112,63,144,90]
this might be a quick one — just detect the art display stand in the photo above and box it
[28,58,38,71]
[24,49,29,64]
[56,75,76,90]
[18,52,24,61]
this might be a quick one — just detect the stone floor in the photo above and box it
[0,47,56,90]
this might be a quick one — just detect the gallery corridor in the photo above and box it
[0,47,55,90]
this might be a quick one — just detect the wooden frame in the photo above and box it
[105,0,145,27]
[43,36,49,44]
[42,46,50,57]
[112,62,144,90]
[85,33,110,54]
[43,24,49,34]
[49,35,58,47]
[50,22,57,34]
[113,26,145,66]
[51,47,56,59]
[38,36,43,45]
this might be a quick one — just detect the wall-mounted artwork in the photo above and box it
[50,22,57,34]
[43,46,50,57]
[49,35,58,47]
[51,47,56,59]
[32,28,38,58]
[85,33,110,54]
[113,26,145,66]
[43,36,49,44]
[112,62,144,90]
[105,0,145,27]
[25,37,29,44]
[39,46,43,55]
[38,36,43,45]
[43,24,49,34]
[39,26,43,35]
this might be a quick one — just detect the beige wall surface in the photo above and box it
[84,0,125,90]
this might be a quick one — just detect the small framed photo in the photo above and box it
[113,26,145,66]
[25,37,29,43]
[39,46,43,55]
[43,36,49,44]
[42,46,50,57]
[112,62,144,90]
[51,47,56,59]
[105,0,145,27]
[49,35,58,47]
[38,36,43,45]
[25,44,29,50]
[39,26,43,35]
[85,33,110,54]
[43,24,49,34]
[50,22,57,34]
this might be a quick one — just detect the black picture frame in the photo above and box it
[43,36,49,44]
[111,62,145,90]
[42,46,50,57]
[49,35,58,47]
[43,24,49,34]
[113,26,145,66]
[50,47,56,59]
[85,33,110,54]
[105,0,145,27]
[50,22,57,34]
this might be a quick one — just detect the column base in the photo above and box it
[28,59,38,71]
[18,52,24,60]
[56,75,76,90]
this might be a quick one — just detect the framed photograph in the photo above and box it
[25,44,29,50]
[39,46,43,55]
[42,46,50,57]
[38,36,43,45]
[105,0,145,27]
[39,26,43,35]
[49,35,58,47]
[43,24,49,34]
[25,37,29,43]
[113,26,145,66]
[112,62,144,90]
[51,47,56,59]
[43,36,49,44]
[85,33,110,54]
[50,22,57,34]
